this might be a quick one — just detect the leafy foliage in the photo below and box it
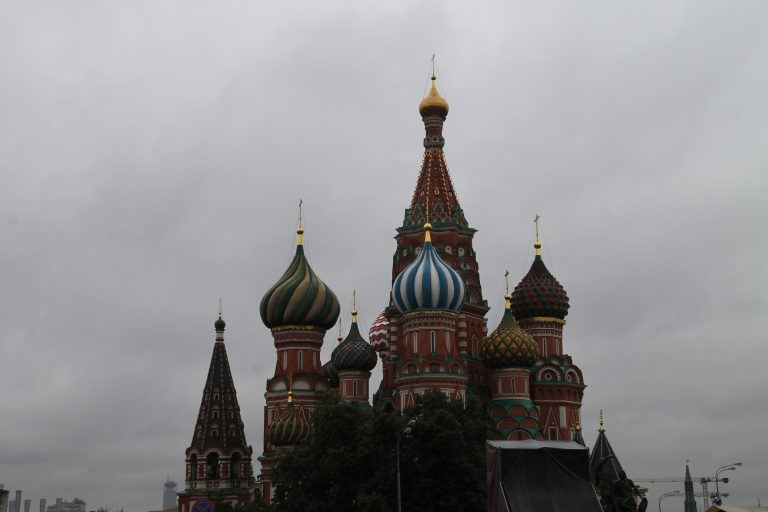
[267,391,486,512]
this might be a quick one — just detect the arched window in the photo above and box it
[206,452,220,479]
[189,454,198,480]
[430,331,436,353]
[212,407,219,419]
[429,363,440,373]
[407,365,416,375]
[230,452,241,478]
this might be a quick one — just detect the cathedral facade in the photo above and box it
[180,74,586,507]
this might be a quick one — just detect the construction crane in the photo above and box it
[634,476,731,509]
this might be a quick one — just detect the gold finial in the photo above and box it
[599,409,605,432]
[287,373,294,403]
[351,290,358,323]
[297,198,304,245]
[424,222,432,243]
[576,420,581,430]
[533,214,542,255]
[504,270,511,310]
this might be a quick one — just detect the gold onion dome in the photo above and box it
[419,76,449,118]
[482,295,540,368]
[260,227,341,330]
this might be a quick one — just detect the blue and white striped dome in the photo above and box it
[392,224,465,313]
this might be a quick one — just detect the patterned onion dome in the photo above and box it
[332,315,377,373]
[510,242,569,320]
[323,360,339,388]
[267,394,311,446]
[392,223,465,313]
[368,311,389,352]
[482,298,539,368]
[214,314,226,331]
[260,227,341,330]
[419,76,449,118]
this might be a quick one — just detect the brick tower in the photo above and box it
[178,314,255,512]
[331,301,377,405]
[482,283,542,440]
[257,222,340,502]
[510,231,585,441]
[373,74,489,411]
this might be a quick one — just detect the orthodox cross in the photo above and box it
[504,270,510,295]
[298,198,304,228]
[218,298,222,316]
[431,53,436,78]
[352,289,358,322]
[599,409,605,431]
[534,214,541,243]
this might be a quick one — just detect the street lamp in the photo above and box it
[397,416,420,512]
[714,462,741,505]
[659,490,681,512]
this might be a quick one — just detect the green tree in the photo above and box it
[269,391,486,512]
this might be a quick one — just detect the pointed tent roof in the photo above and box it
[403,76,468,230]
[188,316,251,455]
[684,463,698,512]
[589,416,627,483]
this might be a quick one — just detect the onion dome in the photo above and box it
[419,76,449,118]
[392,223,465,313]
[483,294,539,368]
[510,241,569,320]
[332,309,377,373]
[214,314,226,331]
[260,226,341,330]
[323,360,339,388]
[368,310,389,352]
[267,392,311,447]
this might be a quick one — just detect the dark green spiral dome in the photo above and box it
[260,230,341,330]
[332,318,377,373]
[510,243,569,320]
[267,395,311,446]
[482,303,539,368]
[323,360,339,388]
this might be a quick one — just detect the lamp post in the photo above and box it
[659,490,681,512]
[397,417,419,512]
[714,462,741,504]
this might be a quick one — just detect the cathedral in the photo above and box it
[178,73,586,508]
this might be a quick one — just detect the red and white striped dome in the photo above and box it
[368,311,390,352]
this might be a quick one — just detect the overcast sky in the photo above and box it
[1,1,767,511]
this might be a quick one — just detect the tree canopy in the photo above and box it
[266,391,486,512]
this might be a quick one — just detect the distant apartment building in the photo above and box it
[46,499,85,512]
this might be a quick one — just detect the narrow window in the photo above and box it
[549,427,558,440]
[446,332,451,354]
[282,351,287,369]
[352,381,358,396]
[430,331,436,353]
[298,350,303,370]
[413,335,418,355]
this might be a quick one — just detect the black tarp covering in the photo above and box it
[487,440,603,512]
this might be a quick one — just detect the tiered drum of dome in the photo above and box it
[180,72,587,508]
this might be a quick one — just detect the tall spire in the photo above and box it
[405,65,464,229]
[684,462,698,512]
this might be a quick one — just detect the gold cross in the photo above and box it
[534,214,540,243]
[504,270,510,295]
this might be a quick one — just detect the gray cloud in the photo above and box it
[1,1,766,511]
